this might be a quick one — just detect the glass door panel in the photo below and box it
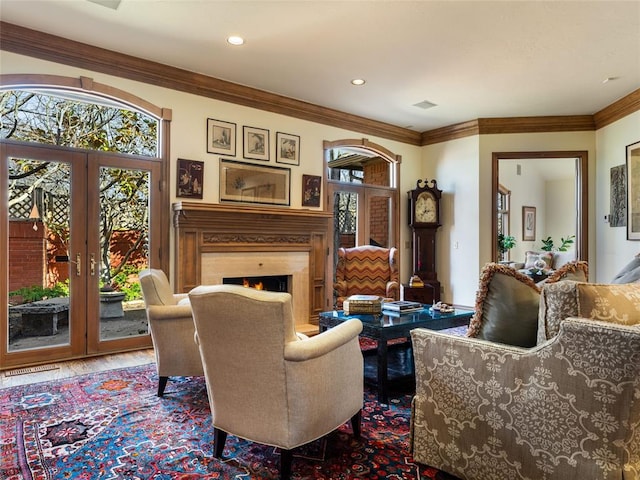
[87,154,158,354]
[2,143,87,366]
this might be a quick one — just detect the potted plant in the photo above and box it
[497,234,516,262]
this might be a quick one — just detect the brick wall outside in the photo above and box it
[9,221,45,293]
[363,159,390,247]
[9,220,146,294]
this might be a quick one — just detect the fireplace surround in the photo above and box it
[173,202,332,335]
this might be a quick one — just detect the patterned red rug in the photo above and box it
[0,363,460,479]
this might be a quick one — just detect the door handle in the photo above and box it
[90,253,96,276]
[76,253,81,276]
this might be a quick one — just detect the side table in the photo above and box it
[401,281,440,305]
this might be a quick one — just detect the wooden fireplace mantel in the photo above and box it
[172,202,332,333]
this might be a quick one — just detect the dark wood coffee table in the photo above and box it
[319,307,473,403]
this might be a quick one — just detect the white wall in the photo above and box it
[545,177,576,251]
[423,136,480,306]
[499,160,546,260]
[595,110,640,282]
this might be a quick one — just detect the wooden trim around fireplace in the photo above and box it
[172,202,332,334]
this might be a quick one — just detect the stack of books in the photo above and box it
[343,295,383,315]
[382,300,424,314]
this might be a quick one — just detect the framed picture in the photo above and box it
[219,158,290,206]
[522,206,536,241]
[626,140,640,240]
[243,126,270,161]
[302,174,321,207]
[610,164,627,228]
[176,158,204,199]
[207,118,236,156]
[276,132,300,165]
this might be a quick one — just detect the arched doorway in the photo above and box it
[323,138,401,307]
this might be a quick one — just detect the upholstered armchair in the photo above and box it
[188,284,364,480]
[138,269,203,396]
[410,318,640,479]
[334,245,400,308]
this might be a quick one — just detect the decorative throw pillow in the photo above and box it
[467,263,541,348]
[611,253,640,283]
[538,280,640,343]
[545,260,589,284]
[524,251,554,271]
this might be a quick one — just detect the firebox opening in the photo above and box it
[223,275,290,293]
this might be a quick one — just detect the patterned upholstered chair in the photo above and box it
[410,319,640,479]
[334,245,400,309]
[188,284,364,480]
[139,269,204,396]
[411,279,640,479]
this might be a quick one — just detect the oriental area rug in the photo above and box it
[0,363,460,480]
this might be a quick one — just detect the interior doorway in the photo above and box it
[491,150,588,264]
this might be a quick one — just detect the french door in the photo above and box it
[1,142,160,369]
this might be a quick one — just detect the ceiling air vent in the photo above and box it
[413,100,438,110]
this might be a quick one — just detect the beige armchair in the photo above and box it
[138,269,203,396]
[410,318,640,479]
[188,284,364,480]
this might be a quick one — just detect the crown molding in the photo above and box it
[1,22,638,147]
[593,88,640,129]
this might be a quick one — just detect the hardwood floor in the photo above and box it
[0,348,156,389]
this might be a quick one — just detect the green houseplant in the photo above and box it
[497,234,516,261]
[541,234,575,252]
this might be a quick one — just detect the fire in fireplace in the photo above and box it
[223,275,289,293]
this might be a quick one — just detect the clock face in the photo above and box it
[415,192,437,223]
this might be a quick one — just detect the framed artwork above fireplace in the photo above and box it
[219,158,290,206]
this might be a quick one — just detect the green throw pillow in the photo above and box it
[467,263,540,348]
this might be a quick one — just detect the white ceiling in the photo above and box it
[1,0,639,132]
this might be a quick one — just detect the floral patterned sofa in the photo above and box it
[409,272,640,479]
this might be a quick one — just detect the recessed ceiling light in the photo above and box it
[351,79,366,86]
[227,36,245,46]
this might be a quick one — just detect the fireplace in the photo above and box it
[223,275,289,292]
[201,251,309,327]
[173,202,332,335]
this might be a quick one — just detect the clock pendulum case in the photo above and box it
[404,179,442,304]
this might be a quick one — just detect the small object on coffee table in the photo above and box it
[343,295,383,314]
[382,300,424,313]
[409,275,424,287]
[430,301,454,313]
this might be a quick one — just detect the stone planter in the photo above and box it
[99,291,126,319]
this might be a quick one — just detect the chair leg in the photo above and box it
[157,376,169,397]
[213,428,227,458]
[351,410,362,438]
[280,448,292,480]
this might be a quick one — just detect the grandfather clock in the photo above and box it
[403,179,442,304]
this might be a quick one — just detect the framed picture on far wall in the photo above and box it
[177,158,204,199]
[302,174,321,207]
[276,132,300,165]
[243,126,270,161]
[522,206,536,241]
[626,140,640,240]
[207,118,236,156]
